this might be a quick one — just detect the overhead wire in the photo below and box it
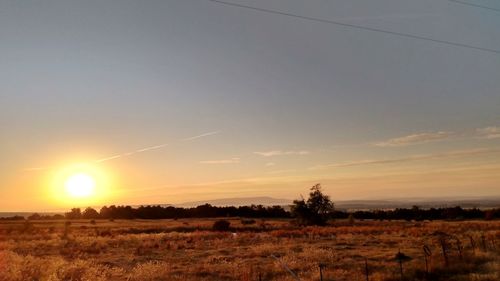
[448,0,500,13]
[208,0,500,55]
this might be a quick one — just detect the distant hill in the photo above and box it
[178,196,500,210]
[177,196,292,207]
[334,197,500,210]
[0,212,62,219]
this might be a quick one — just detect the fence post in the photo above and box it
[364,258,369,281]
[423,245,432,275]
[318,263,326,281]
[469,235,476,255]
[439,237,449,267]
[455,238,463,260]
[481,234,487,251]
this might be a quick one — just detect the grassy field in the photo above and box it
[0,218,498,281]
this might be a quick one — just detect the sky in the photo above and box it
[1,0,499,211]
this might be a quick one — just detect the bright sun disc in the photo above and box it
[64,173,95,198]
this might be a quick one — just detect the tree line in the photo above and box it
[17,204,499,222]
[3,184,499,223]
[60,204,290,220]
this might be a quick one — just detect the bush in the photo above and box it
[241,219,256,225]
[212,219,231,231]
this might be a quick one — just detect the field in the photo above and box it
[0,218,499,281]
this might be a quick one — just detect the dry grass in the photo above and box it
[0,218,498,280]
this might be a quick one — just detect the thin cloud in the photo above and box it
[310,148,499,170]
[182,131,220,141]
[199,157,240,164]
[476,126,500,139]
[135,143,169,152]
[374,131,454,147]
[254,150,310,157]
[265,162,276,167]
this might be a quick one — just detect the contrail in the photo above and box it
[95,143,169,163]
[135,143,169,153]
[94,154,123,163]
[95,131,220,163]
[23,130,220,170]
[182,131,220,141]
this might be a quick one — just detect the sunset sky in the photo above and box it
[1,0,499,211]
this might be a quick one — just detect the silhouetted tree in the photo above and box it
[28,213,41,220]
[82,207,100,219]
[65,208,82,220]
[291,184,334,225]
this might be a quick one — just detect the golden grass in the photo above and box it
[0,219,498,280]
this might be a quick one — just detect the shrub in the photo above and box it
[213,219,231,231]
[241,219,256,225]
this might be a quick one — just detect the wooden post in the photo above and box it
[364,258,369,281]
[469,235,476,255]
[455,238,463,260]
[399,258,403,281]
[319,264,323,281]
[439,237,449,267]
[423,245,432,275]
[481,234,487,252]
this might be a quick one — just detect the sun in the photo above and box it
[64,173,96,198]
[50,162,114,206]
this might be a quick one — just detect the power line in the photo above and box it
[448,0,500,13]
[208,0,500,55]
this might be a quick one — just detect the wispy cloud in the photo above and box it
[374,131,454,147]
[476,126,500,139]
[199,157,240,164]
[254,150,309,157]
[182,131,220,141]
[309,148,499,170]
[265,162,276,167]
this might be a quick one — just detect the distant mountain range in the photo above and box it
[177,196,292,207]
[177,196,500,210]
[334,198,500,210]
